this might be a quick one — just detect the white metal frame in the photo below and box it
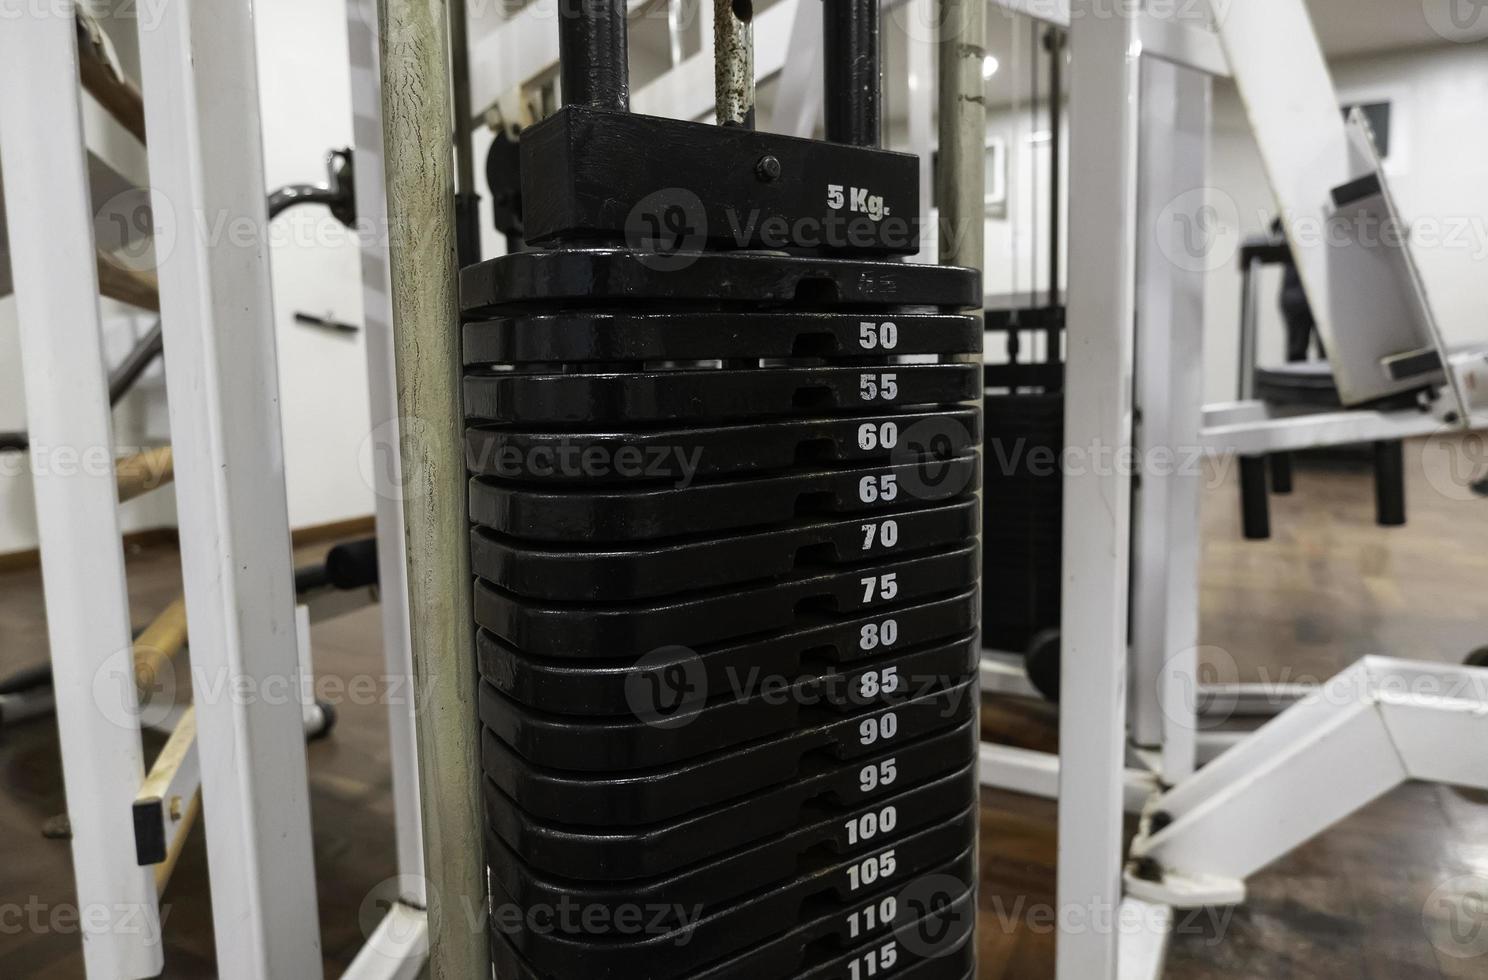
[138,2,323,974]
[0,3,432,977]
[0,14,164,978]
[974,1,1488,979]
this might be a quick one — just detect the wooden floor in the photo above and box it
[1,437,1486,978]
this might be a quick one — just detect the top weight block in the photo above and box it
[520,106,921,256]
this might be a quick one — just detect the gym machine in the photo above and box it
[454,0,983,976]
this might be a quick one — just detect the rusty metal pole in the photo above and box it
[714,0,755,127]
[375,0,485,976]
[937,0,985,271]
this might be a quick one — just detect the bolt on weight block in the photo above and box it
[462,311,982,365]
[479,650,977,773]
[468,455,980,544]
[473,546,979,657]
[469,500,979,602]
[458,249,982,316]
[462,364,981,426]
[482,737,979,882]
[477,588,980,714]
[481,692,977,824]
[464,410,981,486]
[488,847,976,979]
[487,880,976,980]
[484,803,978,931]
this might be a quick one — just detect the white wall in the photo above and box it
[0,0,376,556]
[1202,42,1488,402]
[252,0,376,531]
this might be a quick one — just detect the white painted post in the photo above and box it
[136,2,323,976]
[0,12,162,978]
[1057,3,1142,978]
[346,0,427,899]
[1130,56,1210,783]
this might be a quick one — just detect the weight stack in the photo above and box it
[458,127,984,977]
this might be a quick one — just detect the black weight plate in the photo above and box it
[473,545,978,657]
[488,847,975,979]
[462,364,980,425]
[479,638,977,772]
[486,883,975,980]
[468,455,979,544]
[459,248,982,314]
[484,801,977,927]
[478,588,979,713]
[483,735,979,880]
[462,311,982,365]
[482,690,976,823]
[464,410,980,486]
[470,500,978,601]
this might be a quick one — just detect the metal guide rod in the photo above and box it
[346,0,427,910]
[558,0,630,110]
[936,0,985,269]
[936,0,984,968]
[824,0,881,146]
[714,0,756,127]
[376,0,485,977]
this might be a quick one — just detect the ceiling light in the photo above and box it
[982,54,1000,79]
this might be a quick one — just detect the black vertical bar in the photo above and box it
[1374,440,1407,527]
[1045,28,1063,314]
[558,0,630,112]
[823,0,880,146]
[1270,451,1294,494]
[1240,455,1271,540]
